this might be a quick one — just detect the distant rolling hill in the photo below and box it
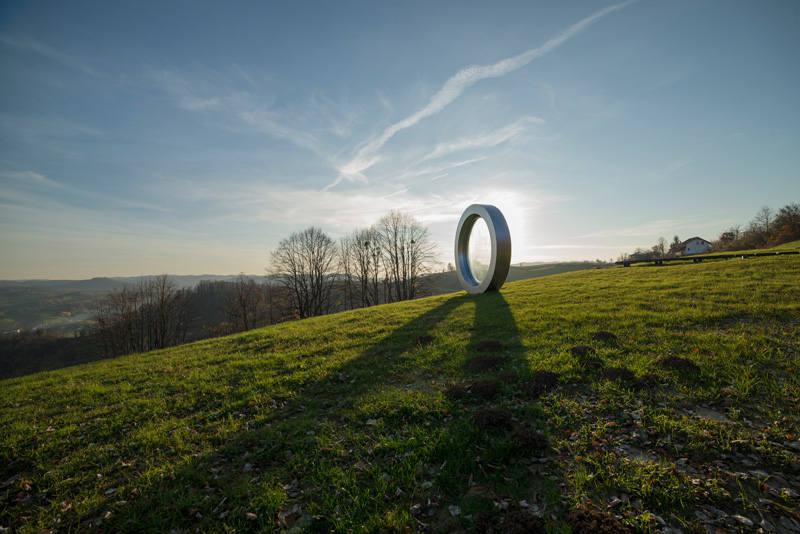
[0,277,125,291]
[1,264,604,294]
[0,274,259,291]
[428,261,606,294]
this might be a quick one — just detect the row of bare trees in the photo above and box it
[269,210,436,320]
[194,276,282,335]
[94,274,284,357]
[714,203,800,251]
[94,275,195,358]
[92,210,436,357]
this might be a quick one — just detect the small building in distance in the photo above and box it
[675,237,711,256]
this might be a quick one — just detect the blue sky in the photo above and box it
[1,0,798,279]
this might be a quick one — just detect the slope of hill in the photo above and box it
[428,261,604,294]
[2,257,799,533]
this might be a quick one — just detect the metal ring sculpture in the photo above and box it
[454,204,512,294]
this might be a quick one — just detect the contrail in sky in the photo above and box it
[330,0,637,189]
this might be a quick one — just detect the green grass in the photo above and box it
[2,257,799,533]
[699,238,800,257]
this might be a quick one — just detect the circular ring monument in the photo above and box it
[454,204,512,294]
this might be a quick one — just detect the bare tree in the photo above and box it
[652,236,667,257]
[269,227,339,320]
[222,273,268,332]
[93,275,195,357]
[339,234,357,311]
[753,205,775,236]
[375,210,435,302]
[715,224,742,251]
[340,226,384,309]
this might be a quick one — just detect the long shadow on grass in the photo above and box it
[103,291,527,533]
[425,292,565,531]
[282,290,533,532]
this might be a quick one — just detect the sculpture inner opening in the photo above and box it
[468,217,491,283]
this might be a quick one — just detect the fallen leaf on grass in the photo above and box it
[245,512,257,520]
[353,460,367,470]
[1,474,20,487]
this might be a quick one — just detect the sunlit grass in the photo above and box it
[1,256,798,533]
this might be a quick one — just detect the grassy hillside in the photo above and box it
[2,257,799,533]
[711,238,800,256]
[428,262,604,294]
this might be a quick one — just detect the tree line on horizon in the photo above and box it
[617,203,800,262]
[90,210,436,359]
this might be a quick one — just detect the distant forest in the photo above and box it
[617,203,800,261]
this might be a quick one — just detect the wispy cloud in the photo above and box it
[376,90,394,113]
[0,113,105,139]
[580,216,729,239]
[333,0,637,187]
[538,82,561,118]
[423,116,544,161]
[666,157,692,172]
[147,69,350,165]
[526,244,634,250]
[146,70,223,111]
[237,107,325,156]
[0,170,64,189]
[0,34,99,76]
[379,156,488,186]
[0,169,175,216]
[579,218,691,238]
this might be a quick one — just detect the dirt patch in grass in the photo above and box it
[498,371,518,383]
[473,409,513,431]
[601,366,635,383]
[444,385,467,401]
[475,510,545,534]
[507,428,548,453]
[520,370,560,398]
[476,340,503,352]
[415,335,435,346]
[467,355,507,372]
[655,356,700,373]
[530,370,560,388]
[631,372,660,390]
[565,507,632,534]
[591,331,618,342]
[577,356,604,371]
[470,381,501,400]
[520,382,545,398]
[570,345,596,356]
